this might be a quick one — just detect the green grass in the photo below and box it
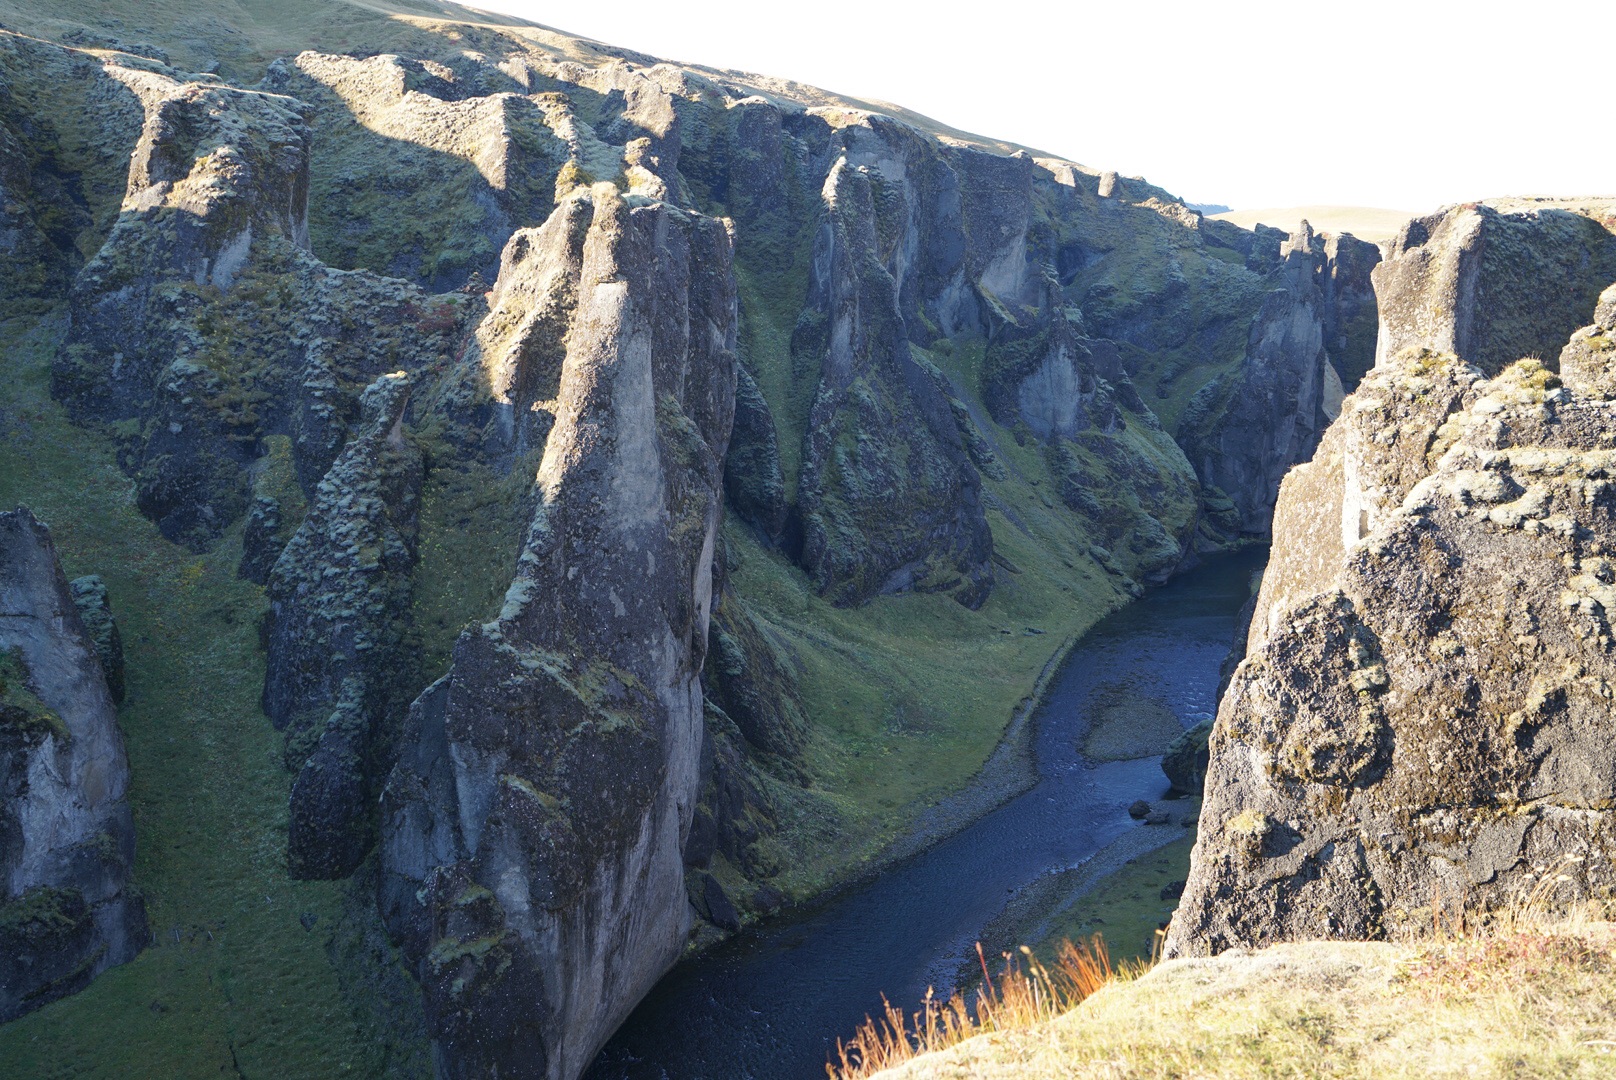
[871,921,1616,1079]
[1035,835,1195,967]
[731,219,818,501]
[0,313,390,1077]
[732,507,1121,895]
[409,451,537,680]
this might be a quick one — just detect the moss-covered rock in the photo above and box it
[1170,204,1616,958]
[380,190,736,1079]
[266,373,422,880]
[1162,718,1213,795]
[67,575,123,704]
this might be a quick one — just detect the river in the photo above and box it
[587,548,1264,1079]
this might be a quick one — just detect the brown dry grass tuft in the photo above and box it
[826,937,1125,1079]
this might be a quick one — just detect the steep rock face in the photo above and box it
[67,576,125,706]
[0,30,145,326]
[1559,283,1616,399]
[0,509,144,1021]
[1317,231,1382,390]
[269,51,566,291]
[379,188,735,1080]
[722,365,789,543]
[265,373,422,879]
[1183,226,1341,536]
[1169,201,1616,958]
[0,108,71,321]
[795,147,994,606]
[1245,350,1481,655]
[441,193,591,461]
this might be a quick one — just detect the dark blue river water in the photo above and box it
[587,549,1263,1080]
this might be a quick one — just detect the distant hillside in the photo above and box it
[1211,205,1421,242]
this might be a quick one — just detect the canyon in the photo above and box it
[1,2,1612,1078]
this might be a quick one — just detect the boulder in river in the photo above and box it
[1162,718,1213,794]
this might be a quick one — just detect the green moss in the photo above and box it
[0,885,87,942]
[409,446,537,680]
[426,933,504,971]
[732,220,816,500]
[253,434,308,518]
[0,646,70,745]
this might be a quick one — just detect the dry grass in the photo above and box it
[862,895,1616,1080]
[827,938,1127,1079]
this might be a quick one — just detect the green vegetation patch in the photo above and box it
[731,331,1147,895]
[0,311,421,1077]
[409,448,539,680]
[0,885,89,944]
[1038,834,1195,967]
[731,217,818,501]
[0,646,70,745]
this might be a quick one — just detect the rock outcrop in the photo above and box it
[1373,200,1616,376]
[67,576,124,706]
[378,188,735,1080]
[794,142,995,606]
[1168,200,1616,958]
[0,508,144,1021]
[51,60,465,551]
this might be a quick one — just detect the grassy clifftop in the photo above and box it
[863,921,1616,1079]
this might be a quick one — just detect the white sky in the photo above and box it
[462,0,1612,213]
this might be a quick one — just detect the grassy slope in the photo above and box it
[1033,835,1193,967]
[875,924,1616,1079]
[0,314,398,1078]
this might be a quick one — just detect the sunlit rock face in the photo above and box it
[1169,199,1616,960]
[378,189,736,1080]
[0,508,145,1021]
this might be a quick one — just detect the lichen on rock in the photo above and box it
[379,187,736,1079]
[265,371,422,880]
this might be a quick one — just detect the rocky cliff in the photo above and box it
[0,508,144,1020]
[1168,199,1616,957]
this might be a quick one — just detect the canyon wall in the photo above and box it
[0,7,1386,1069]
